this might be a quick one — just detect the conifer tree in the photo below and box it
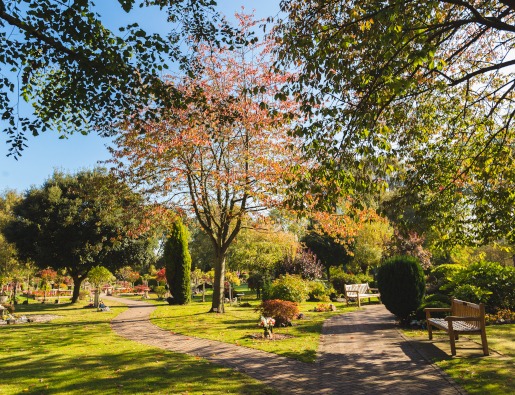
[164,220,191,304]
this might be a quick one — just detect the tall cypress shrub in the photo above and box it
[164,220,192,304]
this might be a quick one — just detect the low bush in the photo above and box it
[256,299,299,327]
[78,291,89,300]
[453,284,492,304]
[424,293,451,304]
[377,255,425,321]
[147,278,158,288]
[442,261,515,310]
[154,286,166,299]
[267,274,309,303]
[431,264,466,280]
[308,281,325,299]
[308,280,332,302]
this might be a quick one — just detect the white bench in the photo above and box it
[344,283,381,307]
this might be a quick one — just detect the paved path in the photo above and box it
[104,295,465,395]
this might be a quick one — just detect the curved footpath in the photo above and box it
[103,295,465,395]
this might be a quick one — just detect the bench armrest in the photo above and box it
[444,316,480,322]
[368,288,379,292]
[425,307,452,319]
[346,291,359,297]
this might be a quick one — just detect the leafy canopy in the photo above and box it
[2,168,157,302]
[0,0,229,158]
[275,0,515,244]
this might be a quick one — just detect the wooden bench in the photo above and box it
[425,297,489,356]
[344,283,381,307]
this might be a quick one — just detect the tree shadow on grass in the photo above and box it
[5,348,279,395]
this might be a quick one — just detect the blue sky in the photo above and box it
[0,0,281,193]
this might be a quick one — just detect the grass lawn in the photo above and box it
[402,324,515,394]
[124,285,365,363]
[0,299,280,395]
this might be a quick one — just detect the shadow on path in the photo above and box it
[103,295,465,395]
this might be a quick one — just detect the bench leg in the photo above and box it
[358,297,361,308]
[378,296,382,304]
[481,328,489,356]
[368,297,371,304]
[427,321,433,340]
[449,327,457,356]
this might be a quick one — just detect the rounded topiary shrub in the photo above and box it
[377,255,426,321]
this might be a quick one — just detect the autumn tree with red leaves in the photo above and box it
[110,12,307,313]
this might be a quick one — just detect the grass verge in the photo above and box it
[0,299,280,395]
[401,324,515,394]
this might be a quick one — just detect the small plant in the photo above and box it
[256,299,299,327]
[308,280,333,302]
[154,286,166,299]
[78,291,89,300]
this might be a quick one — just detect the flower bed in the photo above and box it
[486,309,515,325]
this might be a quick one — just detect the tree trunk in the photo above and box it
[71,274,85,303]
[211,252,226,313]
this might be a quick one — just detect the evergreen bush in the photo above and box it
[377,255,426,321]
[164,220,192,305]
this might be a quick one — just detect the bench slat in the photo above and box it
[428,318,480,332]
